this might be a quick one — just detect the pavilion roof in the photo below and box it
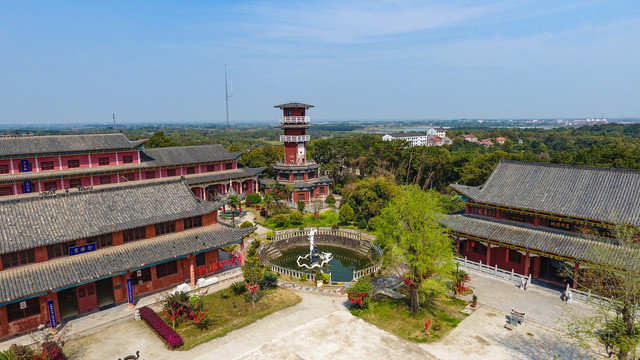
[451,160,640,226]
[0,178,226,253]
[0,224,254,304]
[441,214,640,269]
[0,133,146,156]
[274,102,314,109]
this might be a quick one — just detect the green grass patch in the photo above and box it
[350,289,467,343]
[262,209,340,230]
[172,287,301,350]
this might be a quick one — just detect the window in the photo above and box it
[123,227,146,243]
[155,221,175,236]
[44,182,57,191]
[319,186,324,194]
[98,157,109,166]
[99,176,111,185]
[167,169,176,177]
[69,178,82,188]
[298,193,306,201]
[145,171,155,179]
[0,165,9,174]
[67,159,80,168]
[156,260,178,278]
[486,208,497,217]
[507,249,522,264]
[186,167,195,175]
[196,253,206,267]
[308,172,315,179]
[88,233,113,248]
[40,161,54,171]
[469,206,480,215]
[7,297,41,322]
[206,165,215,172]
[0,186,12,196]
[123,156,133,164]
[294,173,304,181]
[131,267,152,285]
[2,249,36,269]
[280,173,288,181]
[288,110,293,116]
[472,242,487,256]
[184,216,202,230]
[123,173,134,181]
[47,241,75,259]
[225,163,233,170]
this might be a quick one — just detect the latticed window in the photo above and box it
[0,165,9,174]
[88,233,113,248]
[40,161,54,170]
[0,186,13,196]
[167,169,176,177]
[122,156,133,164]
[69,178,82,188]
[206,165,215,172]
[145,171,155,179]
[2,249,36,269]
[100,176,111,185]
[7,297,40,322]
[98,157,109,166]
[67,159,80,168]
[131,268,152,285]
[184,216,202,230]
[123,227,146,243]
[123,173,134,181]
[47,241,75,259]
[156,260,178,278]
[44,182,57,191]
[186,167,195,174]
[155,221,175,236]
[225,163,233,170]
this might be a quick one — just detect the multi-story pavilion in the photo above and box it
[443,160,640,288]
[0,178,253,338]
[263,103,331,204]
[0,133,263,199]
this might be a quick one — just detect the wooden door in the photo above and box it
[77,282,98,314]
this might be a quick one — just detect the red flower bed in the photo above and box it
[139,306,183,349]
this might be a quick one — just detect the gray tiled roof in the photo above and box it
[0,224,254,304]
[260,176,332,189]
[141,144,242,166]
[451,160,640,226]
[442,214,640,270]
[274,103,314,109]
[0,133,146,156]
[0,178,226,253]
[185,166,265,186]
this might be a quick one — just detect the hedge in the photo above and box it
[139,306,184,349]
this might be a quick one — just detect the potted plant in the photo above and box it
[471,294,478,307]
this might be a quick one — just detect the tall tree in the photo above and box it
[242,256,265,308]
[376,185,455,314]
[229,195,240,227]
[562,225,640,360]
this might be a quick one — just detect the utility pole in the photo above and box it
[225,64,233,130]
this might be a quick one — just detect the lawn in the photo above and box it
[350,287,468,343]
[261,209,341,230]
[171,287,301,350]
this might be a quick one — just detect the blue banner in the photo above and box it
[20,160,30,172]
[126,278,134,304]
[47,299,57,329]
[23,180,33,193]
[69,242,96,256]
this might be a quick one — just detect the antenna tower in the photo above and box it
[225,64,233,129]
[112,112,116,131]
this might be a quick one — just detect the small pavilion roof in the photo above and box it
[274,103,314,109]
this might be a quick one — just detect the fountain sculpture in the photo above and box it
[296,229,333,269]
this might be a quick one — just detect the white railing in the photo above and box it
[279,116,310,124]
[280,135,310,143]
[353,263,381,280]
[272,228,362,242]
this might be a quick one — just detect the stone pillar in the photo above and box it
[189,254,196,287]
[572,262,580,289]
[524,251,531,277]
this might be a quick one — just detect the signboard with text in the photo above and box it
[47,299,57,329]
[23,180,33,193]
[69,243,96,256]
[126,278,134,304]
[20,160,30,172]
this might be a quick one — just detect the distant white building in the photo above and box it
[383,132,452,147]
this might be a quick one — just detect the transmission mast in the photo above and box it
[112,112,116,131]
[225,64,233,129]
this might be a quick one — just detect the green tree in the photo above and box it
[146,131,177,148]
[376,185,455,314]
[290,211,304,224]
[228,195,240,227]
[339,203,355,223]
[325,193,336,206]
[241,256,265,307]
[263,193,274,219]
[297,200,306,214]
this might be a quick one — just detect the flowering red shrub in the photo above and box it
[245,201,253,207]
[40,341,65,360]
[139,306,183,349]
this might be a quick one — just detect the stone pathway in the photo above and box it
[279,282,346,296]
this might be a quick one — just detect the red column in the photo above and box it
[455,236,460,257]
[465,203,470,214]
[0,305,8,337]
[496,209,501,219]
[189,254,196,287]
[533,215,540,226]
[532,256,541,278]
[572,262,580,289]
[524,251,531,276]
[486,244,492,266]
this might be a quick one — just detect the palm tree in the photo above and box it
[263,193,273,219]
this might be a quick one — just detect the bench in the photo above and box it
[510,309,526,325]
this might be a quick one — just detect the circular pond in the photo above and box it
[273,246,374,282]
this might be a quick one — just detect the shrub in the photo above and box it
[300,273,307,281]
[9,344,36,360]
[139,306,183,349]
[272,214,289,228]
[331,223,340,230]
[357,218,367,229]
[165,291,189,313]
[347,278,374,309]
[246,193,262,204]
[260,208,267,217]
[339,203,355,223]
[297,200,306,213]
[231,281,247,295]
[255,205,261,210]
[41,341,65,360]
[325,193,336,206]
[221,291,231,299]
[240,220,254,228]
[245,201,253,207]
[289,211,304,224]
[266,230,274,239]
[260,271,279,290]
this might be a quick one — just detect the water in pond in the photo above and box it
[274,246,373,282]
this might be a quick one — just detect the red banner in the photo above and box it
[197,255,243,277]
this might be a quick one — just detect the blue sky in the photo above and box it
[1,1,638,125]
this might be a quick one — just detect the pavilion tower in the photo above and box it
[265,102,331,204]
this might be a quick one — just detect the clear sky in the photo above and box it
[1,1,638,125]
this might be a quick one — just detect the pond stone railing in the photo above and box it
[259,228,382,283]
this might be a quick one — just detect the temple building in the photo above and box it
[262,103,331,204]
[0,133,263,199]
[0,178,253,337]
[443,160,640,288]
